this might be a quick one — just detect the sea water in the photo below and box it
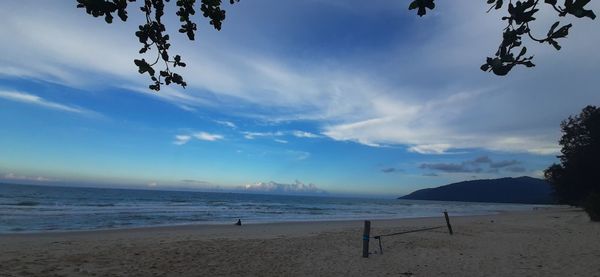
[0,183,547,233]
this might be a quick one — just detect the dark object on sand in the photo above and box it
[362,220,371,258]
[444,210,453,235]
[235,219,242,226]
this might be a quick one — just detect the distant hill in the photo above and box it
[398,176,556,204]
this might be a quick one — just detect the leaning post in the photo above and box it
[443,210,453,235]
[362,220,371,258]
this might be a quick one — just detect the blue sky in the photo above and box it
[0,1,599,197]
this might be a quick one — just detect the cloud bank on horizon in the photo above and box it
[240,181,328,196]
[0,0,598,195]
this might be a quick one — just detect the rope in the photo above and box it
[371,226,443,238]
[364,213,453,256]
[369,226,444,255]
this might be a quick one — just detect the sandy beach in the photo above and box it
[1,207,599,276]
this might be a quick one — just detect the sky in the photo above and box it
[0,0,599,197]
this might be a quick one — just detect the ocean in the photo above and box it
[0,183,546,233]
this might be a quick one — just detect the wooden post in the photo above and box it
[362,220,371,258]
[444,211,453,235]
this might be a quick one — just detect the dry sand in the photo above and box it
[1,207,599,276]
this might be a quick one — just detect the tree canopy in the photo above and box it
[545,106,600,221]
[76,0,596,91]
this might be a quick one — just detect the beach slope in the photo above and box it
[1,207,599,276]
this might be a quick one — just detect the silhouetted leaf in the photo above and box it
[409,0,435,17]
[564,0,597,19]
[487,0,504,10]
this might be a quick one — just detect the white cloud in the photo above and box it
[241,130,320,141]
[215,120,236,128]
[193,132,224,141]
[532,170,545,178]
[292,130,320,138]
[173,135,192,145]
[322,89,563,155]
[0,90,95,115]
[408,144,452,154]
[1,1,598,156]
[242,131,284,140]
[274,139,288,144]
[179,105,197,112]
[240,180,327,195]
[0,3,137,87]
[174,132,223,144]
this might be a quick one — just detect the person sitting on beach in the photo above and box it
[235,219,242,226]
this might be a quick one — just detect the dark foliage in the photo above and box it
[413,0,595,76]
[77,0,596,90]
[77,0,240,91]
[545,106,600,221]
[398,176,555,204]
[583,193,600,221]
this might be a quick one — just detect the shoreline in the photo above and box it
[0,204,557,236]
[0,214,458,240]
[0,208,542,237]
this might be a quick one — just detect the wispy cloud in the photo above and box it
[215,120,236,128]
[193,132,224,141]
[321,91,563,155]
[0,90,95,115]
[292,130,320,138]
[173,132,223,145]
[408,144,452,155]
[1,0,597,158]
[242,131,284,140]
[173,135,192,145]
[241,130,319,141]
